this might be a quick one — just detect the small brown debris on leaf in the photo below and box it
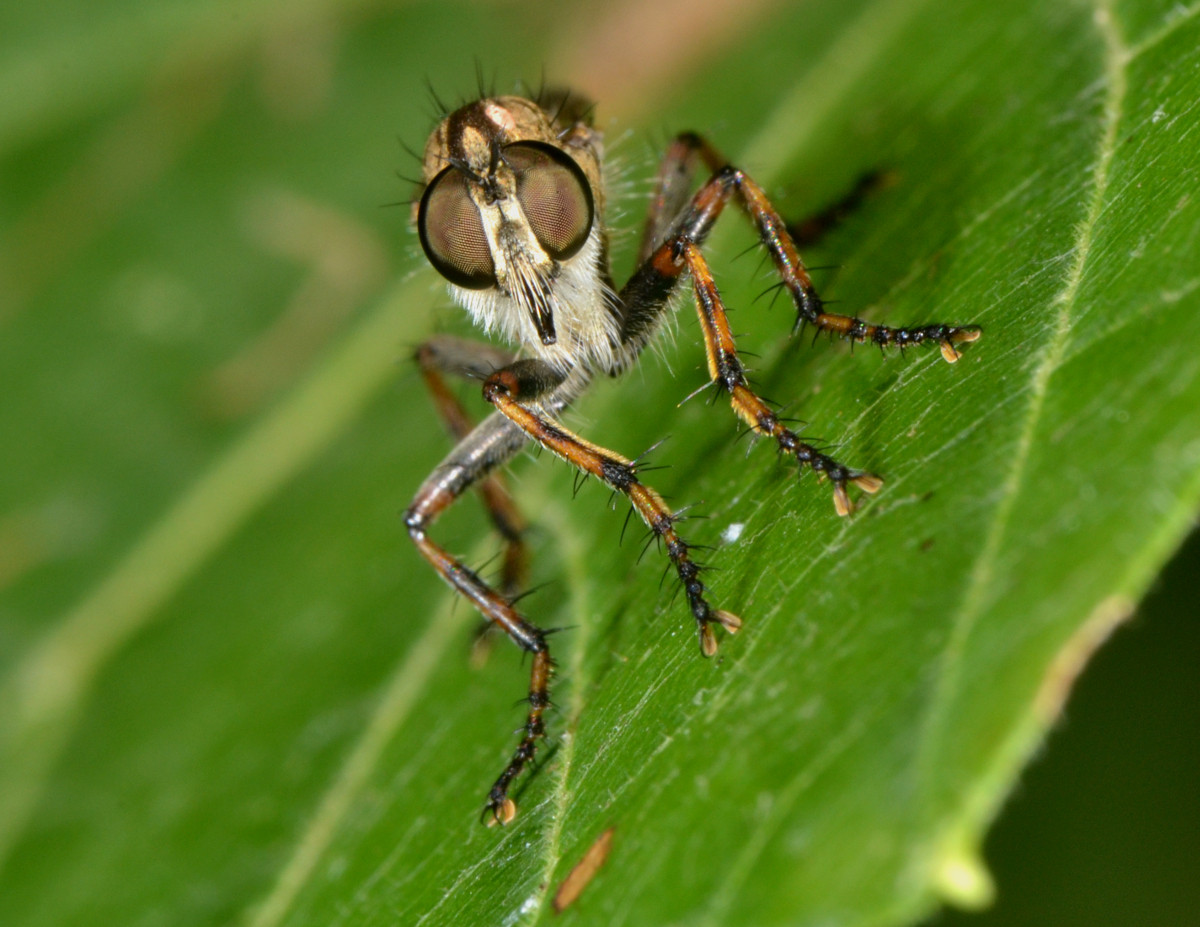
[552,827,615,913]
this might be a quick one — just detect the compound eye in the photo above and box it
[504,142,594,260]
[417,167,495,288]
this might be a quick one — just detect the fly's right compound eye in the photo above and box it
[418,168,496,289]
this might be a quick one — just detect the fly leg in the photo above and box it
[482,359,742,660]
[614,134,980,514]
[405,409,549,825]
[626,133,981,364]
[681,240,883,514]
[407,363,591,824]
[415,335,527,597]
[785,169,894,248]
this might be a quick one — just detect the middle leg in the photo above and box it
[681,240,883,515]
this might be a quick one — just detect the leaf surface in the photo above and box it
[2,1,1199,926]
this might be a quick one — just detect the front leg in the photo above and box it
[416,335,527,597]
[405,411,551,825]
[482,359,741,658]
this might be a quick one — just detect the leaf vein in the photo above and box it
[1124,0,1200,61]
[909,0,1129,840]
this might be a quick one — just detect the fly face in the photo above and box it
[416,96,614,368]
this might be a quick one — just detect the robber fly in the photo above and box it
[404,90,980,825]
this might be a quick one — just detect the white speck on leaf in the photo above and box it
[501,894,540,926]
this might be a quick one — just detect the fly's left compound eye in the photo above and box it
[504,142,594,260]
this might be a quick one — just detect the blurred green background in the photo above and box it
[937,529,1200,926]
[2,0,1198,925]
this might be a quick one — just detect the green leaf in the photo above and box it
[2,1,1199,926]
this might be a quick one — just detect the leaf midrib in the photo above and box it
[908,0,1127,882]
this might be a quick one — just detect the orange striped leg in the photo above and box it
[681,240,883,516]
[633,132,981,362]
[482,361,741,658]
[722,165,981,362]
